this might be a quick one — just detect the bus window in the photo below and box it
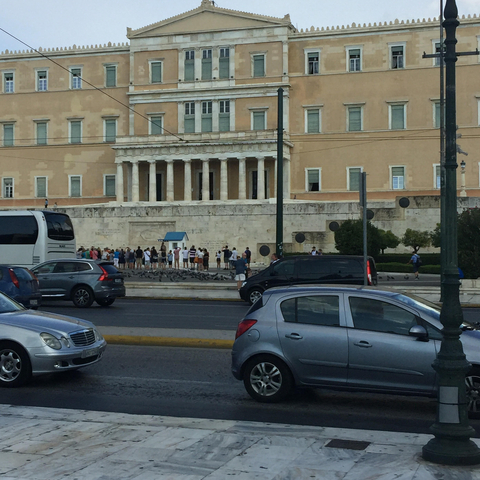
[0,216,38,244]
[44,212,74,241]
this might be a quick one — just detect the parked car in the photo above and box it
[239,255,377,305]
[232,285,480,417]
[31,259,125,308]
[0,291,106,387]
[0,265,42,309]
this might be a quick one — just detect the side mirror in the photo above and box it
[409,324,428,341]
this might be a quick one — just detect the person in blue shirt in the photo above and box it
[235,253,248,290]
[407,252,421,280]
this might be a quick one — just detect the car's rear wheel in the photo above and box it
[72,286,94,308]
[0,342,31,388]
[96,298,115,307]
[466,366,480,418]
[248,287,263,305]
[243,355,293,403]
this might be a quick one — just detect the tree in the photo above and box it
[430,223,441,248]
[458,207,480,279]
[401,228,431,253]
[378,229,400,254]
[334,219,382,257]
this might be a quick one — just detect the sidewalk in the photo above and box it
[1,404,480,479]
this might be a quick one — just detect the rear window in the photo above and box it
[11,267,34,281]
[247,297,263,314]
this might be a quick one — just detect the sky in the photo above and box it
[2,0,480,53]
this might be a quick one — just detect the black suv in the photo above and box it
[239,255,377,304]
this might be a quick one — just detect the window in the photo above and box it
[434,41,443,66]
[253,54,265,77]
[3,72,14,93]
[69,175,82,197]
[69,120,82,144]
[219,47,230,79]
[306,168,321,192]
[37,70,47,91]
[104,174,116,197]
[347,106,362,131]
[184,50,195,81]
[349,296,417,336]
[392,166,405,189]
[105,65,117,87]
[434,164,441,189]
[2,178,13,198]
[201,101,212,132]
[434,101,444,129]
[390,104,406,130]
[390,45,405,69]
[348,167,362,191]
[202,49,212,80]
[150,116,163,135]
[36,122,47,145]
[35,176,47,198]
[70,67,82,89]
[104,119,117,142]
[252,110,266,130]
[219,100,230,132]
[150,61,162,84]
[347,48,361,72]
[306,51,319,75]
[281,295,340,326]
[306,109,320,133]
[3,123,14,146]
[184,102,195,133]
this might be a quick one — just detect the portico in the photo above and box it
[113,132,292,203]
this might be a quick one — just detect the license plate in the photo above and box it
[115,278,122,283]
[30,299,38,306]
[82,347,99,358]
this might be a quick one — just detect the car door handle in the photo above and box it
[285,333,303,340]
[354,341,372,348]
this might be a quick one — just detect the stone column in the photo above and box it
[202,158,210,201]
[184,159,192,202]
[132,160,140,202]
[148,161,157,202]
[257,156,265,200]
[166,159,174,202]
[116,161,124,203]
[238,156,246,200]
[283,158,291,199]
[219,157,228,201]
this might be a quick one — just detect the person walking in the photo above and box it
[407,252,422,280]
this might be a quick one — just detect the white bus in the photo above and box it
[0,210,76,268]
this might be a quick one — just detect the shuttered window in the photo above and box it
[253,55,265,77]
[219,48,230,78]
[36,177,47,198]
[392,167,405,189]
[307,109,320,133]
[36,122,47,145]
[348,107,362,131]
[151,62,162,83]
[349,168,361,191]
[105,65,116,87]
[184,50,195,81]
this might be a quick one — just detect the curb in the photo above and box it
[103,335,234,349]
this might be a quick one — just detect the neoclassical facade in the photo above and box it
[1,0,480,210]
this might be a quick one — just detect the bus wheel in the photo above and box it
[72,286,94,308]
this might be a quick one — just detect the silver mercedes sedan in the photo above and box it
[0,291,106,387]
[232,285,480,416]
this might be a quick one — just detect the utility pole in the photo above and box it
[276,88,284,258]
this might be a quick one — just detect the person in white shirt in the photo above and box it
[143,248,151,270]
[230,247,238,269]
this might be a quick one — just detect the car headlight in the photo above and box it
[40,333,62,350]
[94,329,104,342]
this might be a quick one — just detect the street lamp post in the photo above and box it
[422,0,480,465]
[460,159,466,197]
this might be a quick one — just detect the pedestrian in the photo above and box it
[135,246,143,269]
[119,248,126,269]
[230,247,238,270]
[76,247,84,259]
[128,248,135,269]
[203,248,209,271]
[234,252,248,290]
[144,247,151,270]
[197,248,204,271]
[44,198,48,209]
[189,245,196,269]
[174,246,181,269]
[151,247,158,270]
[216,250,222,269]
[160,242,167,269]
[310,246,318,255]
[168,250,173,268]
[91,246,99,260]
[245,247,251,268]
[271,253,279,264]
[182,247,189,269]
[222,245,231,270]
[407,251,422,280]
[113,248,120,267]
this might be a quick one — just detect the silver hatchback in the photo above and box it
[231,285,480,416]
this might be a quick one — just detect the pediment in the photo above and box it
[128,1,292,39]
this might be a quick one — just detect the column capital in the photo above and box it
[165,159,174,164]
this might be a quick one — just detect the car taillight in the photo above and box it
[8,268,20,289]
[367,260,372,286]
[98,265,112,281]
[27,269,39,284]
[235,319,257,339]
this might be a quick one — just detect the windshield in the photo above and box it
[0,292,24,313]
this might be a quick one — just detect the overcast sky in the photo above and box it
[2,0,480,53]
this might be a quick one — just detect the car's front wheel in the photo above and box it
[0,342,31,388]
[466,367,480,418]
[243,355,293,403]
[72,286,94,308]
[96,298,115,307]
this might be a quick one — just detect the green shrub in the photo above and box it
[376,262,441,274]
